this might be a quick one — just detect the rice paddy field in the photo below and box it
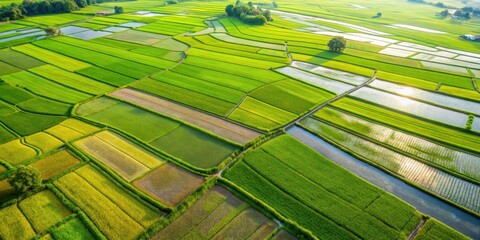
[0,0,479,239]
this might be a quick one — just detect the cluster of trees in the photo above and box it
[0,0,122,21]
[225,0,274,25]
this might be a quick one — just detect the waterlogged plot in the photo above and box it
[225,135,422,239]
[133,163,204,207]
[299,120,480,213]
[350,87,480,131]
[421,61,469,75]
[55,165,163,239]
[369,80,480,114]
[277,67,354,94]
[379,47,416,58]
[110,88,261,145]
[412,53,480,70]
[314,107,480,180]
[291,61,370,85]
[153,186,278,240]
[75,131,164,181]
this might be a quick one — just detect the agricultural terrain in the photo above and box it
[0,0,479,239]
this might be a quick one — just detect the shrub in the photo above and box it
[8,165,43,196]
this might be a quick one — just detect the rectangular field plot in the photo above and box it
[414,218,470,240]
[0,49,45,69]
[150,125,238,169]
[0,204,36,240]
[106,29,169,45]
[74,131,164,182]
[55,165,163,239]
[1,71,93,104]
[77,97,181,142]
[224,135,422,240]
[25,132,63,153]
[12,44,91,71]
[132,78,236,116]
[228,97,297,131]
[75,66,135,87]
[110,88,260,145]
[78,97,237,169]
[133,163,204,207]
[29,150,81,179]
[29,65,114,95]
[45,118,99,143]
[153,186,278,240]
[50,217,96,239]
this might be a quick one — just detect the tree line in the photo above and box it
[225,0,275,25]
[0,0,122,22]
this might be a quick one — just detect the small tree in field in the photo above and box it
[45,26,61,36]
[327,36,346,52]
[8,165,42,196]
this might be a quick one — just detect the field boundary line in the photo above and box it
[408,217,427,240]
[283,69,377,130]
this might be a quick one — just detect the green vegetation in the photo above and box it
[8,165,43,196]
[328,36,347,52]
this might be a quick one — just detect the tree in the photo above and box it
[440,9,449,17]
[45,26,61,36]
[225,4,234,16]
[327,36,346,52]
[272,1,278,8]
[114,5,123,14]
[8,166,42,196]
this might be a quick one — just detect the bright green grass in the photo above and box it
[0,49,45,69]
[249,80,334,114]
[106,29,170,45]
[131,78,235,116]
[234,97,297,124]
[171,63,264,93]
[137,21,197,36]
[183,56,284,83]
[18,190,72,233]
[51,36,177,69]
[150,125,238,169]
[228,108,280,131]
[0,101,16,116]
[1,71,93,104]
[75,66,135,87]
[331,97,480,154]
[83,99,181,142]
[32,40,161,79]
[29,64,114,95]
[19,13,88,26]
[90,37,142,50]
[151,71,245,104]
[130,46,184,62]
[225,135,422,239]
[12,44,91,71]
[187,48,286,69]
[0,81,71,115]
[414,218,469,240]
[51,218,96,240]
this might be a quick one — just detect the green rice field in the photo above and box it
[0,0,478,239]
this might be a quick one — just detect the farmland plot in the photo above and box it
[133,163,204,207]
[110,88,261,145]
[314,107,480,180]
[106,29,169,45]
[299,119,480,213]
[277,67,355,94]
[0,139,37,165]
[29,150,81,179]
[45,118,99,143]
[224,135,422,239]
[74,131,164,181]
[55,165,163,239]
[153,186,278,240]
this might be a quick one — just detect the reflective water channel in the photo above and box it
[288,126,480,239]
